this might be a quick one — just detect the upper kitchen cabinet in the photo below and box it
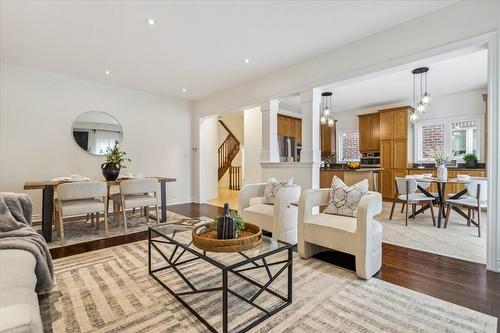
[358,113,380,152]
[277,114,302,144]
[320,124,331,154]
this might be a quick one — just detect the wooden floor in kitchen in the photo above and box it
[50,202,500,328]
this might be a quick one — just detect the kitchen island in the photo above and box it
[320,167,383,191]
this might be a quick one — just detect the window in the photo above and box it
[415,116,482,162]
[337,129,360,162]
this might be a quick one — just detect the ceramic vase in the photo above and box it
[437,163,448,181]
[101,163,121,181]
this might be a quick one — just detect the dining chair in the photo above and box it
[111,178,160,233]
[55,181,108,245]
[444,180,487,237]
[389,177,436,226]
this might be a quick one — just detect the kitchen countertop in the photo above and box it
[407,167,486,171]
[320,167,383,172]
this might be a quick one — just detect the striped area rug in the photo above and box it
[40,237,497,333]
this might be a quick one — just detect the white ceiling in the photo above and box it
[0,1,454,100]
[279,49,488,114]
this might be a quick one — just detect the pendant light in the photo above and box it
[321,92,335,127]
[410,67,431,123]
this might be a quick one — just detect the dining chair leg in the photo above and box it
[91,213,95,226]
[54,207,61,237]
[444,204,452,228]
[103,197,109,237]
[95,211,100,230]
[155,205,160,225]
[58,204,65,246]
[86,213,89,222]
[400,203,405,214]
[467,208,471,227]
[146,206,149,223]
[389,202,396,220]
[412,204,416,219]
[476,207,481,237]
[429,202,436,226]
[405,199,409,226]
[133,208,136,215]
[121,205,128,234]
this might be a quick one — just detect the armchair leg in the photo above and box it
[389,202,396,220]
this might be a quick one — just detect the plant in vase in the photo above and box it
[212,205,245,239]
[102,140,131,181]
[426,147,452,181]
[463,153,478,168]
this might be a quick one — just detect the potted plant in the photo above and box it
[463,153,478,168]
[212,208,245,239]
[426,147,452,181]
[101,140,131,181]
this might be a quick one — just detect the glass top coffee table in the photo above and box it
[148,220,293,333]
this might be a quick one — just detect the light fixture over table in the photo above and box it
[410,67,431,123]
[321,92,335,127]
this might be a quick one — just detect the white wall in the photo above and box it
[243,107,262,184]
[198,116,218,202]
[0,64,193,216]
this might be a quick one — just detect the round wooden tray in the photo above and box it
[192,222,262,253]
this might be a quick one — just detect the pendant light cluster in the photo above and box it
[320,92,335,127]
[410,67,431,123]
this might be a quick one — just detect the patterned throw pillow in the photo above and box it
[324,176,368,217]
[262,176,294,205]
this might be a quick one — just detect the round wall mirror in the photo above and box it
[72,111,123,155]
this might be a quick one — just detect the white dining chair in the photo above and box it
[55,181,108,245]
[111,178,160,233]
[389,177,436,226]
[445,180,487,237]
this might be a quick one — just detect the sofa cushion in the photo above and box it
[249,197,263,206]
[61,198,105,216]
[262,176,294,205]
[0,250,36,290]
[304,213,357,254]
[241,203,273,233]
[324,176,368,217]
[0,288,42,333]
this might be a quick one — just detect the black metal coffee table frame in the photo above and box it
[148,227,293,333]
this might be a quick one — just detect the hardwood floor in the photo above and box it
[49,202,500,327]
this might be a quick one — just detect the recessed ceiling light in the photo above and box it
[104,70,111,75]
[243,58,250,64]
[147,18,156,25]
[182,88,187,93]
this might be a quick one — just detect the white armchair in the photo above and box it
[239,183,301,244]
[298,189,383,280]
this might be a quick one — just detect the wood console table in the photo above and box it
[24,177,176,242]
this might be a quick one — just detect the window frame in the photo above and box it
[414,114,484,163]
[336,128,360,163]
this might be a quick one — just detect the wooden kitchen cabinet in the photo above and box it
[378,106,411,200]
[393,140,407,169]
[277,114,301,144]
[320,124,331,154]
[370,114,380,151]
[358,113,380,152]
[380,141,392,169]
[379,111,393,141]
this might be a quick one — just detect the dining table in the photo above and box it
[409,176,487,228]
[24,176,176,242]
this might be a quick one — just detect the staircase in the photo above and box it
[218,120,240,180]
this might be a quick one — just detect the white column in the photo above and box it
[260,99,280,162]
[300,89,322,189]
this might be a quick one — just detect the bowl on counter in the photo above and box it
[346,162,361,169]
